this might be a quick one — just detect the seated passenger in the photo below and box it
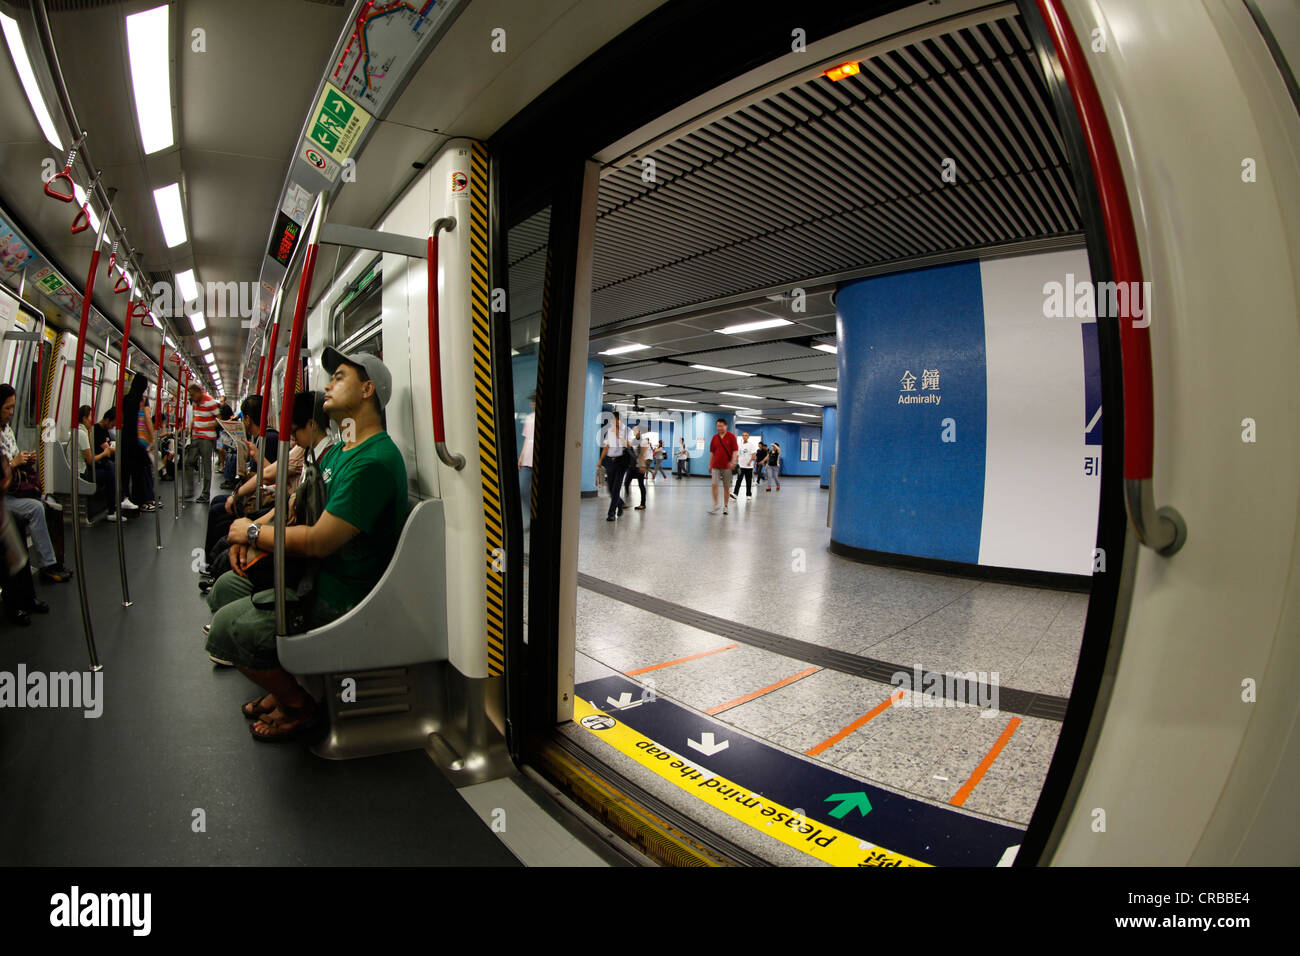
[205,395,279,554]
[75,404,121,519]
[200,390,330,584]
[0,384,72,582]
[205,350,407,742]
[0,451,49,625]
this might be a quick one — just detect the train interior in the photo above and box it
[1,0,1298,872]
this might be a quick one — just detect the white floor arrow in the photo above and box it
[606,693,642,710]
[688,732,729,756]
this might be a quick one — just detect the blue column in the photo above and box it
[820,406,837,488]
[581,360,604,496]
[830,264,987,562]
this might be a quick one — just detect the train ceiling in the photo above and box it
[577,4,1084,426]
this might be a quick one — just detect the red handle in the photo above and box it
[105,250,117,278]
[44,170,76,203]
[427,234,446,442]
[71,203,91,234]
[1036,0,1152,480]
[114,301,135,428]
[257,319,279,439]
[278,243,320,438]
[113,270,130,294]
[68,249,103,448]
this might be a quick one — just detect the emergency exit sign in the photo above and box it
[308,84,370,163]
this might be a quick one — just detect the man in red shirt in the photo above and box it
[187,383,220,503]
[707,417,738,516]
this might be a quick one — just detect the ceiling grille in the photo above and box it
[591,10,1077,329]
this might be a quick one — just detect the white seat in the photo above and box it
[48,441,97,496]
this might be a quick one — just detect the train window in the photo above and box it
[331,256,382,347]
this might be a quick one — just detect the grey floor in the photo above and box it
[569,474,1088,861]
[0,487,520,866]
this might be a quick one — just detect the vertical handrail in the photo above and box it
[427,218,464,470]
[169,354,183,519]
[274,193,325,638]
[154,335,167,550]
[66,186,115,672]
[112,296,134,606]
[254,285,284,513]
[1035,0,1185,556]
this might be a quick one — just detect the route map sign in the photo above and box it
[331,0,462,116]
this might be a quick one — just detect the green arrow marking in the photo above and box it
[824,792,873,820]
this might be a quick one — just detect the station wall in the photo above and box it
[831,248,1100,577]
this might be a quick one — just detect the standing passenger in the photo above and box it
[707,418,738,516]
[652,440,667,481]
[765,442,782,491]
[596,411,631,521]
[732,431,756,499]
[187,382,220,504]
[518,391,536,530]
[623,425,648,510]
[675,439,689,478]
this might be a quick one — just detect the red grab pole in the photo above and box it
[427,220,464,469]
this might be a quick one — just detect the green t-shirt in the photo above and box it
[316,431,408,612]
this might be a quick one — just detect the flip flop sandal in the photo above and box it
[241,696,275,719]
[248,706,319,744]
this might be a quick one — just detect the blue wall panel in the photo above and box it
[831,262,987,562]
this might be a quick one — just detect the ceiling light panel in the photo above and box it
[125,5,174,154]
[175,269,198,302]
[1,13,61,151]
[717,318,793,334]
[691,364,755,377]
[152,183,187,248]
[599,343,650,355]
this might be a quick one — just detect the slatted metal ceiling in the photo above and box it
[584,8,1078,425]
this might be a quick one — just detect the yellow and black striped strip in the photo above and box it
[470,140,505,677]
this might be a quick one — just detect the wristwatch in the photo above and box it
[246,523,260,548]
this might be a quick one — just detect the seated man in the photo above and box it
[75,404,120,518]
[200,390,329,584]
[204,349,407,742]
[0,384,72,582]
[204,395,278,552]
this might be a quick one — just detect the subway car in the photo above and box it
[0,0,1296,883]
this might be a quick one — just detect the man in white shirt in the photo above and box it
[595,410,633,522]
[517,391,536,530]
[732,431,757,499]
[622,425,650,510]
[674,439,689,478]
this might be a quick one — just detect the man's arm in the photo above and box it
[246,510,359,560]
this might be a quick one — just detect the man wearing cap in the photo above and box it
[204,348,408,743]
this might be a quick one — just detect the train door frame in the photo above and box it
[491,0,1132,866]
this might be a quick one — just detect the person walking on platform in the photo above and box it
[765,442,782,491]
[596,410,632,521]
[622,425,649,510]
[187,382,220,504]
[754,441,768,484]
[675,439,689,478]
[651,440,668,481]
[707,418,738,516]
[732,431,756,499]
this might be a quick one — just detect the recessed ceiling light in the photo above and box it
[599,343,650,355]
[813,343,838,354]
[608,377,665,387]
[152,182,187,248]
[720,392,761,399]
[125,5,174,154]
[807,384,837,391]
[1,13,62,151]
[793,413,820,419]
[197,336,211,351]
[655,397,694,403]
[720,405,756,411]
[785,399,819,407]
[717,318,792,335]
[691,364,754,377]
[189,311,206,333]
[175,269,198,302]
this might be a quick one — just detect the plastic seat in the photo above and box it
[48,441,97,496]
[277,497,449,759]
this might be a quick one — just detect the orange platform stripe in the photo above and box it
[705,667,821,715]
[805,690,906,757]
[950,716,1021,807]
[625,644,739,676]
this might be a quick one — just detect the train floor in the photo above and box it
[567,474,1087,866]
[0,490,522,867]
